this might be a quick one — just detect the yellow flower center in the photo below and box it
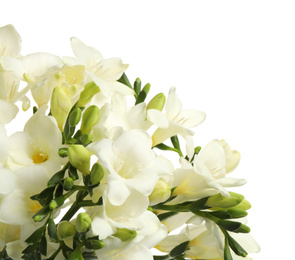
[32,149,49,164]
[29,200,43,214]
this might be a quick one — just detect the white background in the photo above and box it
[2,1,295,259]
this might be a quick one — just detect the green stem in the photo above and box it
[61,192,88,221]
[153,204,190,212]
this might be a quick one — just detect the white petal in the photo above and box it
[99,58,128,81]
[71,37,103,68]
[216,177,247,187]
[176,109,206,128]
[107,179,131,206]
[165,87,182,120]
[0,168,15,195]
[0,125,9,162]
[22,52,62,77]
[147,109,169,128]
[0,56,25,79]
[92,215,116,240]
[0,99,19,124]
[0,24,21,57]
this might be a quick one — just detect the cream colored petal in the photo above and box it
[99,58,128,81]
[0,24,21,57]
[165,87,182,120]
[0,168,15,195]
[147,109,169,128]
[176,109,206,128]
[71,37,103,68]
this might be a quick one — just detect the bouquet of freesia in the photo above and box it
[0,24,260,260]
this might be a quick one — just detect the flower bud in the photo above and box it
[50,86,71,131]
[85,240,105,250]
[63,177,74,191]
[75,212,92,233]
[147,93,166,111]
[206,192,244,209]
[113,228,137,241]
[77,81,100,107]
[149,180,171,206]
[80,105,100,134]
[68,248,84,260]
[90,163,104,185]
[69,107,82,127]
[57,221,76,240]
[79,133,92,146]
[68,145,90,175]
[58,147,68,158]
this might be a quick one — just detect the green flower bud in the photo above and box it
[147,93,166,111]
[77,81,100,107]
[68,145,91,175]
[90,163,104,185]
[58,147,68,158]
[69,107,82,127]
[149,180,171,206]
[80,105,100,134]
[75,212,92,233]
[57,221,76,240]
[68,248,84,260]
[79,133,92,146]
[113,228,137,241]
[206,192,244,209]
[51,86,72,131]
[63,177,74,191]
[85,240,105,250]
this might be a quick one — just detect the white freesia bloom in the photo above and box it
[64,37,134,98]
[150,87,206,146]
[0,24,24,122]
[6,106,64,172]
[89,130,162,205]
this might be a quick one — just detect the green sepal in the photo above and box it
[48,170,66,187]
[170,136,181,151]
[68,248,84,260]
[217,219,242,232]
[189,197,210,212]
[69,164,79,181]
[157,211,178,222]
[169,241,189,258]
[224,235,233,260]
[32,206,50,222]
[48,217,58,242]
[84,239,105,250]
[25,226,46,244]
[39,236,47,256]
[30,186,55,207]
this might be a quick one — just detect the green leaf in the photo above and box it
[169,241,189,258]
[30,186,55,207]
[69,164,79,180]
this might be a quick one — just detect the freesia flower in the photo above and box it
[149,87,206,146]
[64,37,134,98]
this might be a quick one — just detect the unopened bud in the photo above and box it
[57,221,76,240]
[206,192,244,209]
[68,248,83,260]
[113,228,137,241]
[77,81,100,107]
[75,212,92,233]
[149,180,171,206]
[58,148,68,158]
[69,107,82,127]
[147,93,166,111]
[85,240,105,250]
[81,105,100,134]
[79,133,92,146]
[90,163,104,185]
[63,177,74,191]
[68,145,90,175]
[51,86,71,131]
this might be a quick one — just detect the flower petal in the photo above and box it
[0,99,19,124]
[0,24,21,57]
